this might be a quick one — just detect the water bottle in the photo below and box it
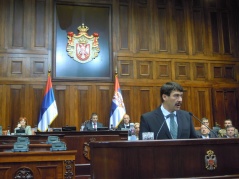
[110,124,114,131]
[48,125,52,132]
[128,123,137,141]
[7,126,10,135]
[80,123,85,131]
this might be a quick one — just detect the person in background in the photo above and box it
[218,119,238,137]
[117,114,131,130]
[201,117,209,126]
[14,117,32,135]
[222,125,237,138]
[134,122,140,139]
[197,124,217,138]
[84,113,103,131]
[139,81,198,140]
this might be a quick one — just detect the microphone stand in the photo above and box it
[189,112,218,137]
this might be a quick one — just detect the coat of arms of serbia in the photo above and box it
[66,23,100,63]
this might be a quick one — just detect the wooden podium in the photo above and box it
[90,138,239,178]
[0,150,76,179]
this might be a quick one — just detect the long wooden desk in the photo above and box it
[90,138,239,179]
[0,150,77,179]
[0,131,127,178]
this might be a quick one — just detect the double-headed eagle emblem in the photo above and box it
[66,23,100,63]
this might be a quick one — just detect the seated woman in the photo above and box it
[14,117,32,135]
[134,122,140,140]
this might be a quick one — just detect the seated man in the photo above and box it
[117,114,131,130]
[197,124,217,138]
[84,113,103,131]
[222,125,237,138]
[218,119,238,137]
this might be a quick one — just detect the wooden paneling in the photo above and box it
[175,62,191,80]
[96,85,112,126]
[136,60,153,79]
[0,0,239,131]
[192,87,212,126]
[175,4,187,53]
[119,3,129,50]
[54,85,68,127]
[76,85,93,124]
[12,0,25,48]
[193,62,208,80]
[192,8,204,54]
[212,88,239,129]
[156,3,169,52]
[135,0,150,52]
[155,61,172,80]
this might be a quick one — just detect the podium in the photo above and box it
[90,138,239,178]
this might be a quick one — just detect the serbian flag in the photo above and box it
[109,74,126,128]
[38,73,58,132]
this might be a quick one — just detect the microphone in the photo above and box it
[156,119,167,139]
[189,112,218,137]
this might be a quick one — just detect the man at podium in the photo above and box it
[139,82,198,140]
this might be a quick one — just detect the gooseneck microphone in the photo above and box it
[156,119,167,139]
[189,112,218,137]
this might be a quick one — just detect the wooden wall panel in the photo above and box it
[8,85,25,132]
[155,61,172,80]
[175,62,191,80]
[76,85,93,125]
[192,88,212,127]
[119,3,129,50]
[193,62,208,80]
[192,9,204,54]
[210,11,219,53]
[117,58,134,79]
[33,0,47,48]
[96,85,113,126]
[121,87,133,120]
[12,0,25,48]
[213,88,239,129]
[30,85,44,127]
[54,85,67,127]
[221,12,231,54]
[156,5,168,52]
[0,1,5,49]
[175,7,187,53]
[135,1,150,51]
[136,60,152,79]
[134,87,154,121]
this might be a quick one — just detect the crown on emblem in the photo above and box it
[77,23,89,34]
[79,37,87,44]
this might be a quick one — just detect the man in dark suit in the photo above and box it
[84,113,103,131]
[117,114,131,130]
[197,124,218,138]
[139,82,198,140]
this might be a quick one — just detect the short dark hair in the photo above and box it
[160,82,184,102]
[91,113,98,118]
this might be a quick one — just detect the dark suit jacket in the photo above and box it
[196,131,218,138]
[117,123,130,130]
[84,121,103,131]
[139,106,198,140]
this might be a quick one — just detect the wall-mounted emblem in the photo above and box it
[66,24,100,63]
[205,150,217,170]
